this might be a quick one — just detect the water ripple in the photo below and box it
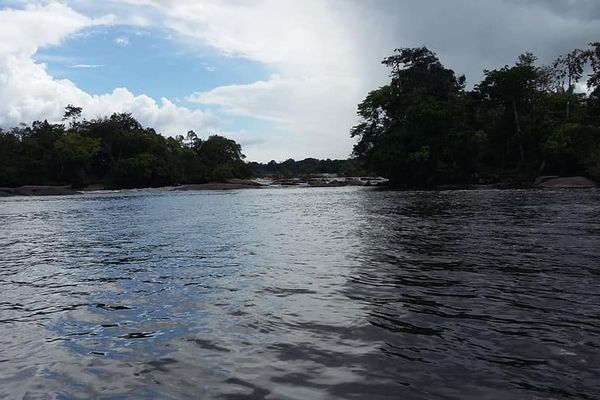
[1,188,599,399]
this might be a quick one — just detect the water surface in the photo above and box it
[1,187,599,399]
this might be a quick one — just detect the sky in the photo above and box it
[0,1,599,162]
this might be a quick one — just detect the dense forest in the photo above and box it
[351,43,600,186]
[0,109,251,189]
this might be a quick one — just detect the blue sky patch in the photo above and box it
[34,25,272,102]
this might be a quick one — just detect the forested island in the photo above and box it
[1,43,599,192]
[351,43,600,187]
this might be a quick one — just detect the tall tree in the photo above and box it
[476,54,543,165]
[351,47,474,185]
[63,104,83,131]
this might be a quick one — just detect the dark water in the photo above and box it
[1,187,600,399]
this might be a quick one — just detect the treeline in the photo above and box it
[352,43,600,186]
[0,108,250,188]
[248,158,371,178]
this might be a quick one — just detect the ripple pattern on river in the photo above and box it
[1,188,599,399]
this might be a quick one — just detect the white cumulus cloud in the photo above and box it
[112,0,379,160]
[0,2,218,140]
[115,37,129,47]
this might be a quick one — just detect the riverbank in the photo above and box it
[1,176,596,197]
[385,176,597,191]
[0,186,80,197]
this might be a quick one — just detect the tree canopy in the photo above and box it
[351,44,600,186]
[0,111,250,189]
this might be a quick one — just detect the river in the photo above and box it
[1,187,599,399]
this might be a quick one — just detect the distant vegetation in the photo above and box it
[248,158,371,178]
[0,108,250,188]
[351,43,600,186]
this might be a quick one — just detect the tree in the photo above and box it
[185,130,198,148]
[583,42,600,91]
[552,49,586,120]
[475,54,551,167]
[194,135,249,180]
[553,49,586,93]
[63,104,83,131]
[351,47,474,185]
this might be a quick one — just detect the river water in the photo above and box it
[1,187,599,399]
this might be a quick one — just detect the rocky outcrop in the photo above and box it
[271,179,302,186]
[81,183,108,191]
[173,182,263,191]
[535,176,597,188]
[308,179,347,187]
[225,179,264,187]
[345,178,367,186]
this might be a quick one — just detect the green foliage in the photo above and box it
[109,153,182,188]
[544,124,600,179]
[194,135,249,181]
[55,133,100,164]
[351,47,475,185]
[352,44,600,186]
[54,133,100,187]
[0,109,250,189]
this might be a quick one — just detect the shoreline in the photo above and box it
[1,176,596,198]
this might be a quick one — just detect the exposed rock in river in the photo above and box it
[535,176,597,188]
[308,179,347,187]
[173,182,263,191]
[225,178,264,187]
[271,179,302,186]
